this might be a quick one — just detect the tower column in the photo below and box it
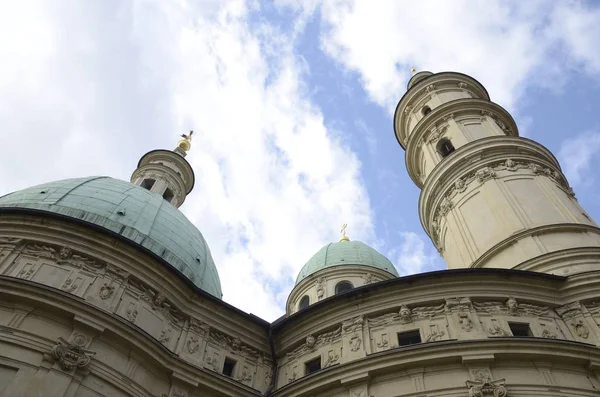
[394,71,600,275]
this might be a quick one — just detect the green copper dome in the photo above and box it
[295,240,399,285]
[0,176,222,298]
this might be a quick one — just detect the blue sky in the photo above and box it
[0,0,600,320]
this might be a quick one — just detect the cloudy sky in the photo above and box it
[1,0,600,321]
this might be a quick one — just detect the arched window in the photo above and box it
[140,178,156,191]
[437,138,455,158]
[298,295,310,310]
[421,106,432,116]
[335,281,353,295]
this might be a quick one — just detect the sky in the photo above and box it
[1,0,600,321]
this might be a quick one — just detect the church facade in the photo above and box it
[0,71,599,396]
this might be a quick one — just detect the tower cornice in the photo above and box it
[394,72,490,150]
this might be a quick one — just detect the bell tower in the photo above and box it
[130,131,196,208]
[394,70,600,275]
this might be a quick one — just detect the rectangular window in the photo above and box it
[398,330,422,346]
[305,357,321,375]
[222,357,236,377]
[508,322,532,337]
[162,188,174,203]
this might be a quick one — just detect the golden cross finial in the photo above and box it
[340,223,350,242]
[177,130,194,152]
[410,67,417,76]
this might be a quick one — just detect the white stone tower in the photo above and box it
[394,70,600,275]
[130,131,196,208]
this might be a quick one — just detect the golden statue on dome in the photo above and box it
[411,67,417,76]
[177,130,194,152]
[340,223,350,242]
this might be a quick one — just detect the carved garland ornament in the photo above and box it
[430,159,573,252]
[286,327,342,360]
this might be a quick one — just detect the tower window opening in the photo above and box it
[437,138,455,158]
[398,330,422,346]
[162,188,174,203]
[335,281,353,295]
[140,178,156,191]
[422,106,432,116]
[508,322,532,337]
[305,357,321,375]
[299,295,310,310]
[222,357,236,377]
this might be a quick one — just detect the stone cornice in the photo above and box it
[394,72,491,149]
[271,338,600,396]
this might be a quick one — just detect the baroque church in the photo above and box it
[0,70,599,397]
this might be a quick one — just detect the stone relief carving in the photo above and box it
[474,297,548,317]
[50,336,96,371]
[466,378,507,397]
[425,329,445,342]
[425,125,447,145]
[368,303,445,328]
[61,277,79,293]
[186,334,200,354]
[159,328,171,345]
[125,305,138,322]
[556,302,590,339]
[488,324,508,336]
[209,329,260,360]
[446,297,474,332]
[571,319,590,339]
[316,277,325,300]
[350,334,362,351]
[99,282,115,299]
[236,369,253,384]
[17,266,35,280]
[323,351,340,368]
[361,273,377,285]
[23,244,104,271]
[342,316,363,334]
[286,327,342,360]
[129,278,186,326]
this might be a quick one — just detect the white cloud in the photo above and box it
[387,232,441,276]
[279,0,600,115]
[0,0,375,321]
[558,131,600,188]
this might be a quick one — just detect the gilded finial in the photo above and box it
[177,130,194,152]
[340,223,350,242]
[410,67,417,76]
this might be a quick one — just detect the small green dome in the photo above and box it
[295,240,399,285]
[0,176,222,298]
